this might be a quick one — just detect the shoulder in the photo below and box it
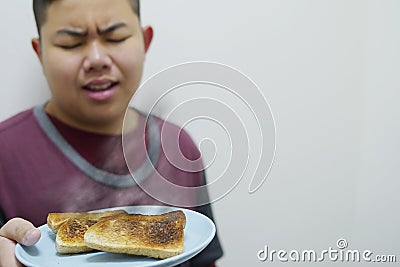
[0,108,35,135]
[0,108,38,162]
[150,115,201,161]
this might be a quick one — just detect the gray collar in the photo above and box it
[33,104,160,188]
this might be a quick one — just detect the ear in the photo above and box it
[142,26,153,53]
[31,38,43,64]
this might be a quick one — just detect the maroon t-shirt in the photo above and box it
[47,113,145,175]
[0,105,204,224]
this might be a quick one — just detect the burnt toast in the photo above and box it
[48,210,127,254]
[56,217,99,254]
[47,210,127,233]
[84,210,186,259]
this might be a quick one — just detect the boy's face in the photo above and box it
[32,0,152,133]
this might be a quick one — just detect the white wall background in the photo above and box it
[1,1,399,266]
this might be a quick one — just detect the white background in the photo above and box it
[1,1,399,266]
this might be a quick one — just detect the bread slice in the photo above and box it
[50,210,127,254]
[56,217,99,254]
[47,210,126,233]
[84,210,186,259]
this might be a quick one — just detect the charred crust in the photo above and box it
[63,219,98,239]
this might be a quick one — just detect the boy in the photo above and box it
[0,0,223,266]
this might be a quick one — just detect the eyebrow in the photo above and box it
[98,22,128,34]
[56,29,87,37]
[55,23,128,37]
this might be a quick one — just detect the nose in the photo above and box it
[83,41,112,73]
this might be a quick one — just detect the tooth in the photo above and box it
[87,82,112,90]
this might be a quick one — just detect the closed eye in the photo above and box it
[57,43,82,49]
[107,36,131,43]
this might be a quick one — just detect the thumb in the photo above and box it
[0,218,41,246]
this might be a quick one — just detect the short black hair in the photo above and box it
[33,0,140,36]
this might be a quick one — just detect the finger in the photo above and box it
[0,218,41,246]
[0,236,24,267]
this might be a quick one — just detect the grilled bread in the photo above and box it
[56,217,99,254]
[47,210,126,233]
[49,210,127,254]
[84,210,186,259]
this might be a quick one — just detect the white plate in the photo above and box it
[15,206,215,267]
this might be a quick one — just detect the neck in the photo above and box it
[45,103,138,135]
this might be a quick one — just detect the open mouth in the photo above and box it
[83,81,119,91]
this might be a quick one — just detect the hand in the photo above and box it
[0,218,41,267]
